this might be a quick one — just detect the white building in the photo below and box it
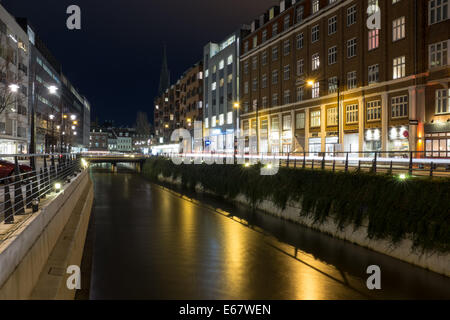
[0,5,30,154]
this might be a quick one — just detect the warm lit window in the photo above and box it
[296,113,305,129]
[312,82,320,98]
[393,56,406,79]
[368,29,379,50]
[392,17,406,41]
[436,89,449,114]
[391,95,408,118]
[429,40,448,68]
[346,104,358,124]
[327,107,338,126]
[310,111,321,127]
[312,53,320,70]
[367,100,381,121]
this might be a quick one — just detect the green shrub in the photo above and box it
[142,158,450,253]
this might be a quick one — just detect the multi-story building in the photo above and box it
[239,0,450,158]
[17,18,62,154]
[89,125,108,152]
[179,61,203,151]
[203,27,250,152]
[154,54,204,151]
[60,74,91,152]
[0,5,30,154]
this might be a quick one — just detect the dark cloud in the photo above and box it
[3,0,277,126]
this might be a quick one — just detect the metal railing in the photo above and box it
[158,151,450,177]
[0,154,83,231]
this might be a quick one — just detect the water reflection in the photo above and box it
[88,167,450,300]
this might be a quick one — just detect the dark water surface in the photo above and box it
[88,167,450,300]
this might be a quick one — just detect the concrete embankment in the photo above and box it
[156,174,450,277]
[0,170,94,300]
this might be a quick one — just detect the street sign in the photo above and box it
[409,120,419,125]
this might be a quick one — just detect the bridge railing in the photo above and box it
[0,153,83,233]
[156,151,450,177]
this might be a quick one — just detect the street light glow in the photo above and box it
[8,84,19,92]
[49,114,55,120]
[233,102,240,109]
[71,115,77,120]
[307,80,315,86]
[48,85,58,94]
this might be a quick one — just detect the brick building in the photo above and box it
[239,0,449,158]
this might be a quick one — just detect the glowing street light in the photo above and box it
[233,102,240,109]
[307,80,315,87]
[48,85,58,95]
[70,115,77,121]
[49,114,55,120]
[8,84,19,92]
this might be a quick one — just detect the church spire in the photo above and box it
[158,44,170,96]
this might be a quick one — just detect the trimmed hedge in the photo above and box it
[142,158,450,253]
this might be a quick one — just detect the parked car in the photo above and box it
[0,160,32,183]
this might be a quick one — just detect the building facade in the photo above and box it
[239,0,450,158]
[0,6,29,154]
[203,28,250,152]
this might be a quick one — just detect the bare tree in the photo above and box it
[0,51,27,115]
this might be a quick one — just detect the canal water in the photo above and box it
[87,166,450,300]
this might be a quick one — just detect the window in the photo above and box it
[296,113,305,129]
[219,60,224,69]
[227,55,233,65]
[347,71,357,89]
[347,38,356,58]
[296,33,304,49]
[252,56,258,70]
[436,89,449,114]
[253,36,258,48]
[244,61,249,74]
[328,77,338,93]
[244,81,248,94]
[296,6,304,23]
[262,51,268,65]
[262,74,267,88]
[272,23,278,37]
[296,87,304,102]
[283,90,291,104]
[367,100,381,121]
[283,40,291,55]
[310,110,321,127]
[283,65,290,80]
[429,0,448,25]
[244,41,249,53]
[312,0,320,14]
[227,112,233,124]
[212,82,217,90]
[272,93,279,106]
[262,96,268,108]
[297,59,304,75]
[328,16,337,35]
[252,78,258,91]
[312,82,320,98]
[272,70,278,84]
[284,15,290,30]
[368,29,379,50]
[391,95,408,118]
[272,46,278,60]
[368,64,379,84]
[262,29,267,42]
[219,114,225,126]
[346,104,358,124]
[429,40,448,68]
[347,5,357,26]
[328,46,337,65]
[327,107,338,126]
[312,25,320,42]
[212,115,216,127]
[392,17,406,41]
[393,56,406,79]
[312,53,320,70]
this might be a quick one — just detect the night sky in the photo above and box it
[2,0,277,127]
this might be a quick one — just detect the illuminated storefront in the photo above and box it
[364,128,382,153]
[388,126,409,153]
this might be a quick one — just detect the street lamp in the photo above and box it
[48,85,58,95]
[8,84,19,92]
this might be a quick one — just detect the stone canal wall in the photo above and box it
[0,170,94,300]
[143,159,450,277]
